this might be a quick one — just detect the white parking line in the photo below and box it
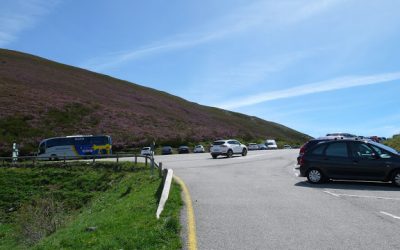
[380,211,400,220]
[323,190,400,201]
[323,190,340,197]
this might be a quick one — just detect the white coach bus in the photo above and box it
[37,135,112,160]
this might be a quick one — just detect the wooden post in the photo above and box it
[92,155,95,164]
[63,156,66,164]
[116,153,119,163]
[145,157,148,166]
[135,154,137,164]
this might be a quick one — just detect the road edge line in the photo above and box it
[173,175,198,250]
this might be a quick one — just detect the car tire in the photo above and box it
[242,148,247,156]
[392,170,400,187]
[306,168,324,184]
[212,154,218,159]
[227,150,233,158]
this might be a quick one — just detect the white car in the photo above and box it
[248,143,259,150]
[210,139,247,159]
[193,145,205,153]
[140,147,153,156]
[265,139,278,149]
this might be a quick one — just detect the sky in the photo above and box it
[1,0,400,138]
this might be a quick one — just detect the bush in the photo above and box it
[16,196,65,246]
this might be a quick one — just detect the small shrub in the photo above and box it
[15,196,65,246]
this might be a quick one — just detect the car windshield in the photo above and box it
[368,141,399,155]
[142,147,150,150]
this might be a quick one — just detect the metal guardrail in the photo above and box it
[0,154,165,176]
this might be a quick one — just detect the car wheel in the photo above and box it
[227,150,233,158]
[212,154,217,159]
[392,170,400,187]
[242,148,247,156]
[306,169,324,184]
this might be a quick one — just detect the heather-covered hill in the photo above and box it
[0,49,310,155]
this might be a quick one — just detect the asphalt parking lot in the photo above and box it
[154,149,400,250]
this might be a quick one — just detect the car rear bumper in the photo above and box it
[211,152,227,156]
[298,167,306,177]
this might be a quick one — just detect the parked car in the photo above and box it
[193,145,205,153]
[210,139,247,159]
[140,147,153,156]
[283,145,292,149]
[265,139,278,149]
[298,139,400,186]
[178,146,190,154]
[248,143,259,150]
[297,136,340,164]
[258,144,267,150]
[161,146,173,155]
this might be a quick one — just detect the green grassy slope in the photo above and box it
[384,135,400,151]
[0,163,182,250]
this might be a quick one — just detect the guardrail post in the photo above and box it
[145,157,148,166]
[117,153,119,163]
[92,155,95,164]
[32,157,35,166]
[159,162,163,177]
[135,154,137,164]
[63,156,66,164]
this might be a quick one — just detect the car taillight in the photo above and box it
[299,155,305,166]
[299,143,307,154]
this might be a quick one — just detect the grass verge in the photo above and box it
[0,162,182,249]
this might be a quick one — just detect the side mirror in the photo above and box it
[371,153,380,159]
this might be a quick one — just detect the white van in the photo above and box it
[265,139,278,149]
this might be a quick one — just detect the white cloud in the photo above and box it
[179,49,316,104]
[81,0,342,71]
[218,72,400,109]
[0,0,59,46]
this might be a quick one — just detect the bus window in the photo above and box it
[92,136,109,145]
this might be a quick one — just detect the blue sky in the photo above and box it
[2,0,400,138]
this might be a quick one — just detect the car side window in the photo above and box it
[325,142,348,158]
[352,143,375,159]
[310,144,326,155]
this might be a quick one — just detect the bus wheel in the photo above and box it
[50,154,58,161]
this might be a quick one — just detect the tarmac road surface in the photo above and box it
[154,149,400,250]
